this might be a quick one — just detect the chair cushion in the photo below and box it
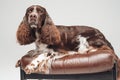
[16,46,114,74]
[50,50,114,74]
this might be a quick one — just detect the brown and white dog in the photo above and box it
[16,5,114,54]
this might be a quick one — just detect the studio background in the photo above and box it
[0,0,120,80]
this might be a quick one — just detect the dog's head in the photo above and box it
[17,5,61,45]
[25,5,48,29]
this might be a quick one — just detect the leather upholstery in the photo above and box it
[16,46,115,74]
[50,50,114,74]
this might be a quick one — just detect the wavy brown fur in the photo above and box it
[16,21,36,45]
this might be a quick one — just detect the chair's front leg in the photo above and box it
[20,68,27,80]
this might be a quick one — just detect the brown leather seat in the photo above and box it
[16,46,115,75]
[16,46,118,80]
[50,50,114,74]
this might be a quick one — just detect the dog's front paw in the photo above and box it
[24,63,36,74]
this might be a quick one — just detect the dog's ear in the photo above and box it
[43,11,54,26]
[41,10,61,45]
[16,17,36,45]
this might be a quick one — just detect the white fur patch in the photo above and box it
[37,43,54,54]
[77,35,89,53]
[38,43,48,51]
[31,25,37,28]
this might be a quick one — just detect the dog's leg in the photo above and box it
[24,53,49,74]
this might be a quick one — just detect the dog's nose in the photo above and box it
[30,14,37,19]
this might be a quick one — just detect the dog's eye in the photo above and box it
[29,10,32,13]
[28,8,33,13]
[37,8,44,13]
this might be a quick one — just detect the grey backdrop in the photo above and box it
[0,0,120,80]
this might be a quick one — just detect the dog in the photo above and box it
[16,5,113,54]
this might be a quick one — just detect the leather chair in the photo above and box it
[17,46,117,80]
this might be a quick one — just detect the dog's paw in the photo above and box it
[24,63,36,74]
